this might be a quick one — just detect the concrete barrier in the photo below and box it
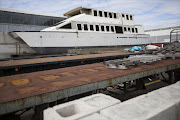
[101,81,180,120]
[43,93,120,120]
[44,81,180,120]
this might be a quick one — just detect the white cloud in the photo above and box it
[155,0,180,14]
[0,0,180,29]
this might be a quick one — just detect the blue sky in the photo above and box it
[0,0,180,30]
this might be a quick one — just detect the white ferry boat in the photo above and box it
[10,7,150,54]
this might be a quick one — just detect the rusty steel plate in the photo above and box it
[0,52,133,67]
[0,59,180,105]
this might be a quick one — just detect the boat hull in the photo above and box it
[12,31,150,54]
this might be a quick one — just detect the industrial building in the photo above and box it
[0,7,66,32]
[0,8,66,59]
[145,26,180,43]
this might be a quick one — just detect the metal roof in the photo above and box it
[0,7,66,18]
[145,26,180,32]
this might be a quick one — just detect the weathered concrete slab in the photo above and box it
[78,113,110,120]
[44,93,120,120]
[101,81,180,120]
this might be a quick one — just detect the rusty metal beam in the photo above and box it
[0,59,180,115]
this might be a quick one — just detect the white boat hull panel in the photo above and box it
[14,32,150,54]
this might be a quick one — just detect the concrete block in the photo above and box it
[44,93,120,120]
[101,81,180,120]
[147,81,180,103]
[78,113,111,120]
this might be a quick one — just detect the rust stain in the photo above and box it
[95,67,107,70]
[78,77,91,82]
[10,78,30,86]
[39,75,60,81]
[17,86,40,94]
[79,69,99,73]
[51,81,72,88]
[132,67,142,71]
[59,72,76,77]
[0,82,5,88]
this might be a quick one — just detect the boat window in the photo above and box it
[54,21,65,26]
[104,12,108,17]
[61,23,71,29]
[90,25,94,31]
[132,28,135,33]
[115,26,123,33]
[94,10,98,16]
[128,27,131,32]
[77,24,82,30]
[96,25,99,31]
[122,14,125,18]
[99,11,103,17]
[101,26,105,31]
[109,13,112,18]
[130,15,133,20]
[114,13,117,18]
[111,26,114,32]
[126,15,129,20]
[124,27,127,31]
[135,28,138,33]
[106,26,110,32]
[84,24,88,31]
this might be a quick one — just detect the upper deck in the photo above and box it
[42,7,145,34]
[64,7,133,21]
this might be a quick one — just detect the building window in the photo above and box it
[94,10,97,16]
[109,13,112,18]
[84,24,88,31]
[101,26,105,31]
[99,11,103,17]
[132,28,135,33]
[130,15,133,20]
[135,28,138,33]
[114,13,117,18]
[96,25,99,31]
[124,27,127,31]
[104,12,108,17]
[111,26,114,32]
[106,26,110,32]
[90,25,94,31]
[126,15,129,20]
[77,24,82,30]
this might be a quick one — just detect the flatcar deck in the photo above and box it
[0,52,134,67]
[0,59,180,115]
[0,52,142,76]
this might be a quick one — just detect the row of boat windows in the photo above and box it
[93,10,133,20]
[124,27,138,33]
[77,24,138,33]
[77,24,115,32]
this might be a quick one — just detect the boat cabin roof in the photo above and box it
[64,6,134,18]
[64,7,91,17]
